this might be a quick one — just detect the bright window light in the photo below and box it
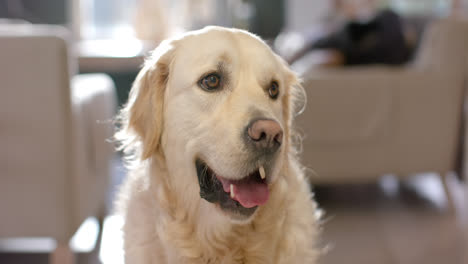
[69,217,100,252]
[99,215,124,264]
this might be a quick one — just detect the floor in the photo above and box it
[316,174,468,264]
[1,160,467,264]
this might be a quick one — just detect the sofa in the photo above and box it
[293,18,468,192]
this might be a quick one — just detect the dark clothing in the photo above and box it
[312,9,410,65]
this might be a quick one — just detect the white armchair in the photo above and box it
[0,24,117,263]
[294,19,468,191]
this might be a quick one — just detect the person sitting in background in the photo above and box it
[288,0,411,67]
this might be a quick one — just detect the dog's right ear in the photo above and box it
[118,40,176,160]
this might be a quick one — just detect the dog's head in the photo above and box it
[118,26,305,223]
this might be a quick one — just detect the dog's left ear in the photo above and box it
[280,65,306,154]
[118,40,176,160]
[278,55,306,128]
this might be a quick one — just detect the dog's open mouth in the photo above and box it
[195,159,269,218]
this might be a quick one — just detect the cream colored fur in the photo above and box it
[116,26,321,263]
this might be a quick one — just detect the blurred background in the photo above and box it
[1,0,468,263]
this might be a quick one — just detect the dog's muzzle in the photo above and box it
[194,118,283,219]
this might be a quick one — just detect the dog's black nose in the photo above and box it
[246,119,283,153]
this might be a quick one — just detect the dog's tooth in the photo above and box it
[259,166,266,179]
[230,184,235,198]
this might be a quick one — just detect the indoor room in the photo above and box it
[1,0,468,263]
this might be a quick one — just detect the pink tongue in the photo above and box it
[218,177,269,208]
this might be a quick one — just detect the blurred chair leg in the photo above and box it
[441,173,456,214]
[98,202,108,224]
[96,203,108,249]
[50,242,75,264]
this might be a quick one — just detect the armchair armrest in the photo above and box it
[70,73,117,227]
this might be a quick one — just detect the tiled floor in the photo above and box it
[1,169,467,264]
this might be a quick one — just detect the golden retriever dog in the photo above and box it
[116,26,321,263]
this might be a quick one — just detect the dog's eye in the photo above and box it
[268,81,279,99]
[199,73,221,91]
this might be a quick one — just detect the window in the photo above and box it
[75,0,237,41]
[78,0,137,40]
[387,0,452,16]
